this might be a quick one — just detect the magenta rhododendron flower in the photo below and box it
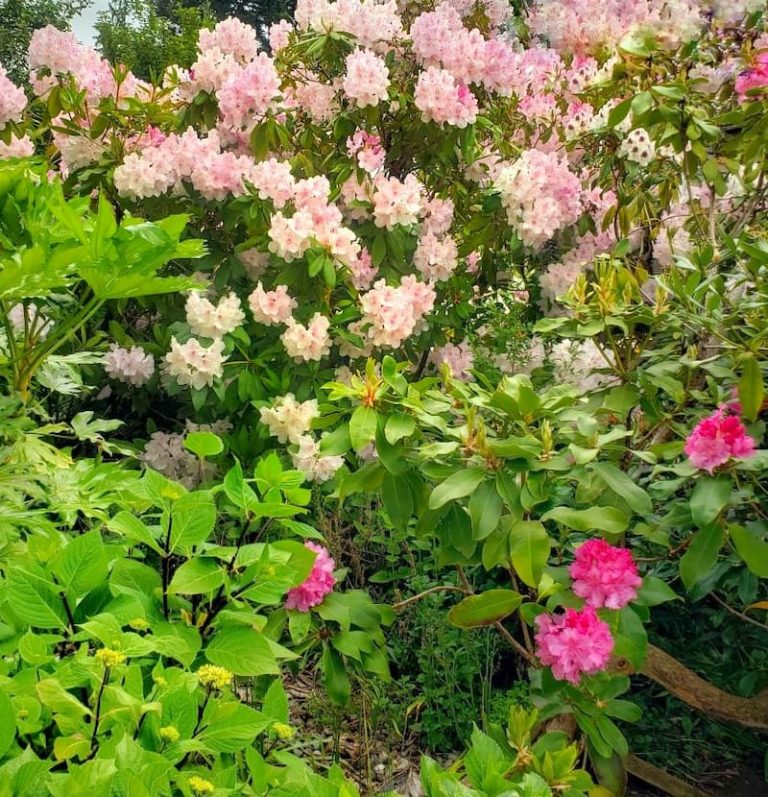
[535,607,614,685]
[684,409,755,473]
[569,539,641,609]
[285,542,336,612]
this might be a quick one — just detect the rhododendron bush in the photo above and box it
[0,0,767,792]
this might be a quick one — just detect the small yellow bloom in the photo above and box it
[153,675,168,687]
[272,722,294,740]
[94,648,126,668]
[188,775,215,795]
[196,664,233,691]
[159,725,180,743]
[129,618,149,631]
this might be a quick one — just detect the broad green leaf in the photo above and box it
[107,511,163,554]
[429,467,486,511]
[679,524,723,590]
[738,354,764,422]
[51,530,108,601]
[0,691,15,757]
[322,644,351,706]
[382,473,413,532]
[349,405,377,452]
[468,481,503,541]
[197,702,270,753]
[591,463,653,516]
[184,431,224,458]
[542,506,628,535]
[169,492,216,553]
[634,576,680,606]
[6,567,68,630]
[384,413,415,444]
[447,589,522,628]
[168,558,225,595]
[729,524,768,578]
[205,627,280,676]
[689,475,731,527]
[508,520,550,588]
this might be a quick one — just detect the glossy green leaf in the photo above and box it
[448,589,522,629]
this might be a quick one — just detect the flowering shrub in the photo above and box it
[1,0,768,792]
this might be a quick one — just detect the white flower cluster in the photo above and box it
[259,393,319,443]
[620,128,655,166]
[291,435,344,483]
[104,344,155,386]
[164,338,227,390]
[185,291,245,339]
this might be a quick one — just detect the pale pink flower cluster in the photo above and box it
[238,248,270,280]
[431,341,474,379]
[535,607,614,685]
[218,53,281,129]
[414,67,478,128]
[539,261,583,315]
[343,49,390,108]
[294,0,404,50]
[269,20,293,52]
[104,344,155,386]
[292,75,338,122]
[348,249,378,290]
[291,437,345,484]
[347,130,385,174]
[570,540,642,610]
[518,93,558,121]
[250,158,296,207]
[422,197,454,237]
[0,134,34,160]
[372,174,423,229]
[551,338,615,393]
[684,409,756,473]
[248,282,298,325]
[359,276,436,348]
[259,393,318,443]
[198,18,260,63]
[281,314,332,361]
[494,150,583,249]
[185,292,244,338]
[141,431,201,488]
[413,232,459,282]
[52,125,104,174]
[164,337,227,390]
[285,542,337,610]
[0,65,27,128]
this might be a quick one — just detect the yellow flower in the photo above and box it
[188,775,215,795]
[129,618,149,631]
[272,722,294,740]
[153,675,168,687]
[159,725,180,743]
[196,664,233,691]
[94,648,126,668]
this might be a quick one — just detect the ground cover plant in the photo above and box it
[0,0,767,794]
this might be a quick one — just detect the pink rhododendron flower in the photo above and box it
[414,67,478,127]
[342,49,390,108]
[285,542,336,611]
[104,344,155,386]
[269,19,293,52]
[218,54,281,129]
[0,134,34,160]
[185,291,244,339]
[413,231,458,282]
[347,248,378,290]
[0,65,27,128]
[432,340,474,379]
[260,393,318,443]
[535,607,614,684]
[198,17,260,63]
[347,130,385,174]
[569,539,641,609]
[248,282,297,325]
[684,409,756,473]
[735,52,768,101]
[291,436,345,483]
[281,313,332,361]
[372,174,423,229]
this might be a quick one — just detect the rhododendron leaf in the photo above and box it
[679,524,723,591]
[738,354,764,422]
[468,481,502,541]
[729,524,768,578]
[384,413,415,444]
[590,463,653,516]
[508,520,550,588]
[429,467,486,511]
[448,589,522,629]
[382,473,413,532]
[205,627,279,676]
[607,98,632,128]
[689,475,731,528]
[633,576,680,607]
[349,405,377,452]
[322,644,351,706]
[542,506,628,535]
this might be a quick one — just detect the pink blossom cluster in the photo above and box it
[281,313,332,361]
[0,65,27,128]
[343,49,390,108]
[164,337,227,390]
[198,18,261,63]
[104,344,155,386]
[291,73,338,122]
[422,197,454,237]
[347,249,378,290]
[413,232,459,282]
[291,436,345,483]
[269,19,293,51]
[285,542,336,611]
[217,53,281,130]
[431,341,474,379]
[259,393,318,443]
[735,53,768,102]
[347,130,386,174]
[0,135,34,160]
[249,283,298,325]
[185,292,245,338]
[359,276,436,348]
[684,409,756,473]
[372,174,423,229]
[494,150,583,249]
[538,261,583,315]
[294,0,404,50]
[535,607,614,684]
[414,68,478,128]
[569,539,642,609]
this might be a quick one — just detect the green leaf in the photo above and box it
[508,520,550,588]
[51,530,108,600]
[468,481,503,541]
[322,644,351,706]
[689,475,731,528]
[349,405,377,452]
[679,524,723,590]
[168,558,225,595]
[429,468,486,511]
[384,413,415,444]
[0,691,15,757]
[6,567,68,630]
[607,98,632,128]
[184,431,224,458]
[591,463,653,516]
[738,354,764,422]
[729,524,768,578]
[541,506,628,535]
[382,473,413,532]
[197,703,270,753]
[448,589,522,628]
[107,511,162,554]
[634,576,680,606]
[205,627,280,676]
[169,492,216,553]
